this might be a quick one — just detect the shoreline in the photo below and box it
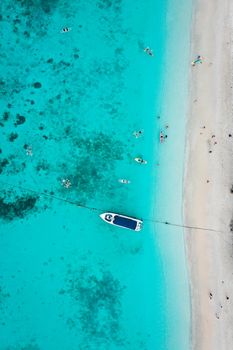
[184,0,233,348]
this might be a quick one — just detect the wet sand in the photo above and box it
[184,0,233,348]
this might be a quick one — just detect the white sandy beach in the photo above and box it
[184,0,233,348]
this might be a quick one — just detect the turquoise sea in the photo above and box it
[0,0,192,349]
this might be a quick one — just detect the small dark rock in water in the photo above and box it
[36,160,49,172]
[3,112,9,121]
[47,58,53,63]
[23,31,30,38]
[33,82,42,89]
[0,149,2,153]
[8,133,18,142]
[0,159,9,173]
[15,114,26,126]
[7,103,12,108]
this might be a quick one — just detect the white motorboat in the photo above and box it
[100,212,143,231]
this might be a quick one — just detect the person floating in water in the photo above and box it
[133,130,143,138]
[60,27,72,33]
[144,47,154,56]
[191,55,203,66]
[26,146,33,156]
[118,179,131,184]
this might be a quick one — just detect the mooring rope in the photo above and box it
[0,179,227,235]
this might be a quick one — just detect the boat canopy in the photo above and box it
[113,215,137,230]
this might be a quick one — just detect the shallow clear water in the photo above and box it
[0,0,191,349]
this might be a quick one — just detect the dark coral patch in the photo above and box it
[8,133,18,142]
[36,160,49,173]
[23,30,30,38]
[15,114,26,126]
[61,132,124,202]
[13,18,21,24]
[0,285,10,317]
[0,159,9,173]
[0,193,38,221]
[33,82,42,89]
[64,266,124,345]
[97,0,113,9]
[17,0,60,15]
[3,112,9,121]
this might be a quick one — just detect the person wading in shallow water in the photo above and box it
[133,130,143,138]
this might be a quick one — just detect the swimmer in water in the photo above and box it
[26,146,33,156]
[60,27,72,33]
[144,47,154,56]
[133,130,143,138]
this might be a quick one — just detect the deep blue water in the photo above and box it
[0,0,191,349]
